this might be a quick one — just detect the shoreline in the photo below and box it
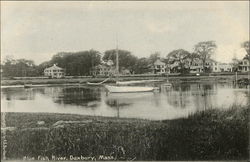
[1,106,249,161]
[1,74,248,86]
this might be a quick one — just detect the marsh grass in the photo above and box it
[1,105,249,160]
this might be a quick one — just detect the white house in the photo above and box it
[212,62,233,72]
[238,58,250,72]
[44,64,65,78]
[152,59,168,74]
[189,58,204,74]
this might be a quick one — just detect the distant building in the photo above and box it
[189,58,203,74]
[238,58,250,72]
[120,68,131,75]
[212,62,233,72]
[151,59,168,74]
[189,59,216,73]
[90,64,116,76]
[44,64,65,78]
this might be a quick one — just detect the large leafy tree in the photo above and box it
[134,57,151,74]
[194,41,217,73]
[103,49,138,73]
[241,41,250,63]
[167,49,190,73]
[148,52,161,64]
[2,57,39,77]
[43,50,101,76]
[241,41,250,75]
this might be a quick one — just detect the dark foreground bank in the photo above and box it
[1,106,249,161]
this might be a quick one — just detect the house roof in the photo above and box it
[154,59,165,65]
[45,64,63,70]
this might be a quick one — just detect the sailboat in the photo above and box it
[104,45,155,93]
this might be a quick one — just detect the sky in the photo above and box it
[1,1,249,64]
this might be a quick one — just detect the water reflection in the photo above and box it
[1,88,35,100]
[51,87,101,107]
[1,82,249,120]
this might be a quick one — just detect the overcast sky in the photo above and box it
[1,1,249,64]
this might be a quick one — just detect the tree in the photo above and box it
[2,58,39,77]
[37,61,52,76]
[45,50,101,76]
[134,57,151,74]
[241,41,250,64]
[241,41,250,77]
[103,49,138,73]
[186,52,200,72]
[232,58,240,72]
[194,41,217,73]
[241,41,250,56]
[148,52,161,64]
[167,49,190,73]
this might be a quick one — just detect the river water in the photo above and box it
[1,82,249,120]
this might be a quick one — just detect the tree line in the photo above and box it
[1,41,249,77]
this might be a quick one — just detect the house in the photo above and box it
[189,59,216,73]
[189,58,203,74]
[44,64,65,78]
[90,64,116,76]
[120,68,131,75]
[212,62,233,72]
[238,57,250,72]
[151,59,168,74]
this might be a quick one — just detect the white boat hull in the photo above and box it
[116,80,162,85]
[105,85,155,93]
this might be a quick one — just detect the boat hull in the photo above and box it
[116,80,162,85]
[105,85,155,93]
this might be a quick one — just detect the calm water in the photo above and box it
[1,82,249,120]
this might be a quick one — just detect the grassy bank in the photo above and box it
[1,74,248,86]
[1,105,249,161]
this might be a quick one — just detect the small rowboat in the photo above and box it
[105,85,155,93]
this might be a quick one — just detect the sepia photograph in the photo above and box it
[1,1,249,161]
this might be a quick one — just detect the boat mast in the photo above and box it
[116,36,119,75]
